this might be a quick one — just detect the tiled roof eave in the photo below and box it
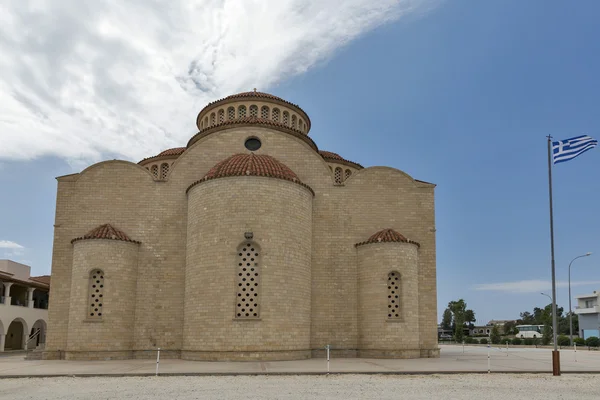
[186,174,315,196]
[138,153,183,165]
[186,119,318,151]
[71,236,141,245]
[321,156,364,170]
[355,238,420,248]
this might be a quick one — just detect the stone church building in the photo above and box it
[44,91,439,361]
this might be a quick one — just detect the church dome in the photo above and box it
[71,224,140,244]
[355,228,419,247]
[186,153,313,194]
[194,90,311,137]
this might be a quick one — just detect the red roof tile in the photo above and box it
[30,275,51,285]
[139,147,186,164]
[71,224,141,244]
[319,150,364,169]
[187,153,314,195]
[355,228,420,247]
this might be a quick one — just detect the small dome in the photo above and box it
[71,224,140,244]
[319,150,363,169]
[355,228,419,247]
[187,153,313,194]
[222,91,289,102]
[139,147,186,164]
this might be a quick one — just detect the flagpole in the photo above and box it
[547,135,560,376]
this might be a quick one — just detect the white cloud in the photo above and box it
[0,240,25,249]
[0,0,439,165]
[473,280,600,294]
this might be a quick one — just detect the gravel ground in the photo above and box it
[1,374,598,400]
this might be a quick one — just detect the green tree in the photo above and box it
[503,321,517,335]
[441,309,452,331]
[519,311,535,325]
[585,336,600,348]
[446,299,476,342]
[490,325,501,344]
[541,323,552,345]
[557,335,570,347]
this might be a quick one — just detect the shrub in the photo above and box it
[501,337,511,345]
[464,337,475,344]
[479,338,488,345]
[585,336,600,348]
[523,338,534,346]
[471,338,479,344]
[512,338,522,345]
[557,335,570,347]
[574,337,585,346]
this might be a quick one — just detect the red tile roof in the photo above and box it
[139,147,186,164]
[355,228,420,247]
[71,224,141,244]
[319,150,364,169]
[30,275,51,285]
[186,153,314,195]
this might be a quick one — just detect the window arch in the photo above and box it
[200,120,204,129]
[227,106,235,120]
[282,111,289,126]
[218,109,225,123]
[272,108,280,122]
[204,116,208,126]
[345,169,352,180]
[88,269,105,319]
[387,271,401,319]
[334,167,343,184]
[151,165,158,178]
[210,112,216,126]
[160,163,169,179]
[299,118,304,131]
[238,105,247,118]
[291,115,297,129]
[249,104,258,117]
[261,105,270,119]
[235,241,261,319]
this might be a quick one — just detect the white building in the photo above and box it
[0,260,49,352]
[574,290,600,339]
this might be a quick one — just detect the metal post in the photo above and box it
[569,253,592,346]
[462,340,465,354]
[155,347,161,376]
[487,344,490,373]
[574,343,577,362]
[547,136,560,376]
[506,341,508,356]
[326,345,330,374]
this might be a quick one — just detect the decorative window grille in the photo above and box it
[272,108,280,122]
[210,112,216,126]
[151,165,158,178]
[334,167,343,184]
[298,118,304,131]
[282,111,289,126]
[345,169,352,180]
[387,272,401,319]
[291,115,297,128]
[218,109,225,123]
[238,105,247,118]
[228,107,235,120]
[235,242,261,319]
[261,106,270,119]
[160,163,169,179]
[88,269,105,319]
[249,105,258,117]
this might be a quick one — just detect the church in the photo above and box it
[43,91,439,361]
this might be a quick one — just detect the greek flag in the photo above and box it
[552,135,597,164]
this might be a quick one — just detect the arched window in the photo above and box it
[235,241,261,319]
[299,118,304,131]
[345,169,352,180]
[291,115,297,128]
[151,165,158,178]
[227,107,235,120]
[238,105,247,118]
[282,111,289,126]
[272,108,280,122]
[261,105,270,119]
[218,109,225,123]
[249,105,258,117]
[204,116,208,126]
[334,167,343,184]
[200,120,204,129]
[387,271,401,319]
[160,163,169,179]
[210,112,216,126]
[88,269,105,319]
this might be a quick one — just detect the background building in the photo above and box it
[574,290,600,339]
[0,260,49,352]
[43,91,438,361]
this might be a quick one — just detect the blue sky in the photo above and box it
[1,0,599,324]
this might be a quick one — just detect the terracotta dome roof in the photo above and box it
[222,91,288,102]
[319,150,364,169]
[139,147,186,164]
[71,224,141,244]
[186,153,314,194]
[355,228,419,247]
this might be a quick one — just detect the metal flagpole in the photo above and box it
[547,136,560,376]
